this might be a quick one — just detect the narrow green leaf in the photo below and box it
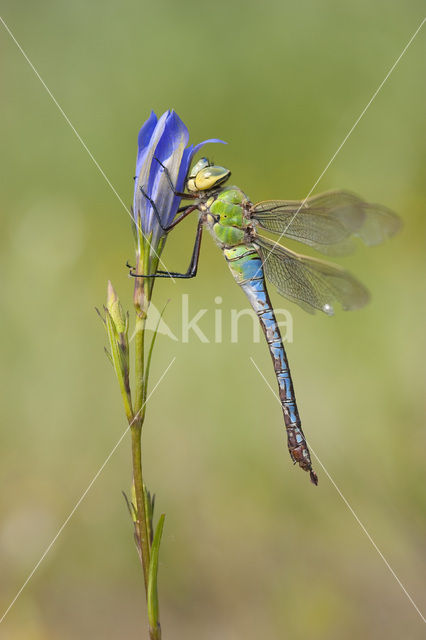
[143,485,156,546]
[122,490,137,522]
[147,514,165,635]
[95,306,106,325]
[122,490,141,560]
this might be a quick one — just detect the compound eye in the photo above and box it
[195,168,217,190]
[194,166,229,191]
[189,157,210,179]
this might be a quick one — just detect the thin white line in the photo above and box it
[257,17,425,275]
[0,14,174,281]
[249,356,426,624]
[0,357,176,625]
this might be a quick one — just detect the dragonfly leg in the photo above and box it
[153,157,198,200]
[129,218,203,279]
[166,205,199,231]
[140,187,198,232]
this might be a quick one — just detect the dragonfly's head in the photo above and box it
[187,157,231,193]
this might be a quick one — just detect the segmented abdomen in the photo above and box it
[223,243,318,485]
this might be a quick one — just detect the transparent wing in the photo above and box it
[250,191,402,255]
[255,235,370,315]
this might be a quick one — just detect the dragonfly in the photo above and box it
[132,157,401,485]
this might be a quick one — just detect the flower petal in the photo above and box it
[146,111,189,204]
[133,111,169,232]
[189,138,227,162]
[135,111,158,179]
[137,111,158,156]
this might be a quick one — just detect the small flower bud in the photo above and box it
[106,281,127,334]
[101,281,132,418]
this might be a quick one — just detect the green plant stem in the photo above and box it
[132,239,154,602]
[148,514,165,640]
[131,422,150,592]
[132,240,164,637]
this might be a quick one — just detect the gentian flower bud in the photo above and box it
[133,110,224,263]
[106,280,127,335]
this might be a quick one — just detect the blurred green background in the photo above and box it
[1,1,425,638]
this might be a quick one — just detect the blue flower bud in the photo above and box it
[133,110,225,253]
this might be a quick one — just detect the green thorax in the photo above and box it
[207,186,249,247]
